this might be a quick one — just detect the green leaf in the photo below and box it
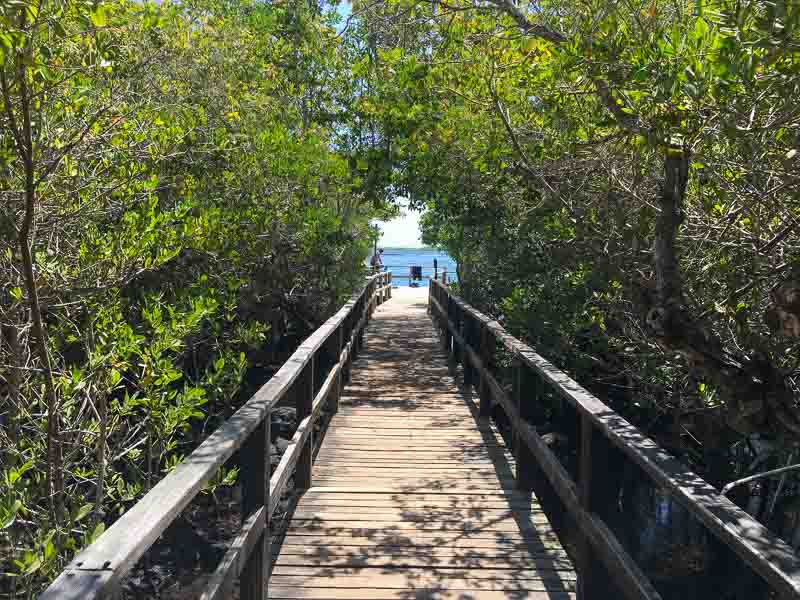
[44,539,56,561]
[23,555,42,576]
[25,2,39,23]
[89,522,106,544]
[694,17,709,40]
[0,500,22,530]
[74,503,94,523]
[7,460,34,485]
[90,6,107,28]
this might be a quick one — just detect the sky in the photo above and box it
[335,1,352,31]
[377,206,425,248]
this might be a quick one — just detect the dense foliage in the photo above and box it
[0,0,394,593]
[351,0,800,543]
[3,0,800,594]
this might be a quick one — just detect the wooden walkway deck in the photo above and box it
[270,288,577,599]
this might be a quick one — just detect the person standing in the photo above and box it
[371,248,384,272]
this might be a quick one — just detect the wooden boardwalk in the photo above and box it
[270,288,577,599]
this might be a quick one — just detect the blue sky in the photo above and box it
[335,1,351,30]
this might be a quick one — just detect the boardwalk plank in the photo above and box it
[272,288,575,598]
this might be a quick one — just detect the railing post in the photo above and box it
[441,294,452,354]
[358,294,365,349]
[332,325,343,414]
[577,413,618,599]
[513,360,538,492]
[478,323,491,417]
[353,296,359,349]
[359,294,367,350]
[240,417,269,600]
[343,318,352,385]
[383,273,388,302]
[447,301,458,373]
[353,299,362,359]
[463,313,479,389]
[296,357,314,490]
[454,304,464,369]
[387,272,392,298]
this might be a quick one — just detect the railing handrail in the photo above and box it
[429,278,800,600]
[382,264,443,269]
[43,271,393,600]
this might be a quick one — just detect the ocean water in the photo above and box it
[374,247,457,287]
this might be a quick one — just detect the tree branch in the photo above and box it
[486,0,566,44]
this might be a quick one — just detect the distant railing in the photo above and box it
[43,272,393,600]
[429,278,800,600]
[378,264,455,283]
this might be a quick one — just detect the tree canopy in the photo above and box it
[2,0,800,593]
[352,0,800,447]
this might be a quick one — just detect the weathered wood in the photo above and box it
[50,275,800,600]
[41,389,278,598]
[268,587,575,599]
[295,357,314,490]
[577,413,620,600]
[269,572,576,590]
[514,361,538,492]
[200,506,266,600]
[478,324,492,417]
[240,419,269,600]
[270,362,343,515]
[462,314,475,387]
[273,287,575,598]
[332,326,344,414]
[271,566,577,580]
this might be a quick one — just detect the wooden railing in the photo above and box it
[43,272,393,600]
[429,278,800,600]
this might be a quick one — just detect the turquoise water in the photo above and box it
[374,247,457,287]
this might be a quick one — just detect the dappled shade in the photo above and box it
[270,288,576,599]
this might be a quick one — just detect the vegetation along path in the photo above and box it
[270,287,576,599]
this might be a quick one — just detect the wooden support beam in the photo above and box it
[240,419,269,600]
[577,413,619,600]
[478,324,492,418]
[295,357,315,490]
[513,362,538,493]
[200,507,266,600]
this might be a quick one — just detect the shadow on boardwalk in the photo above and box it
[270,290,576,599]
